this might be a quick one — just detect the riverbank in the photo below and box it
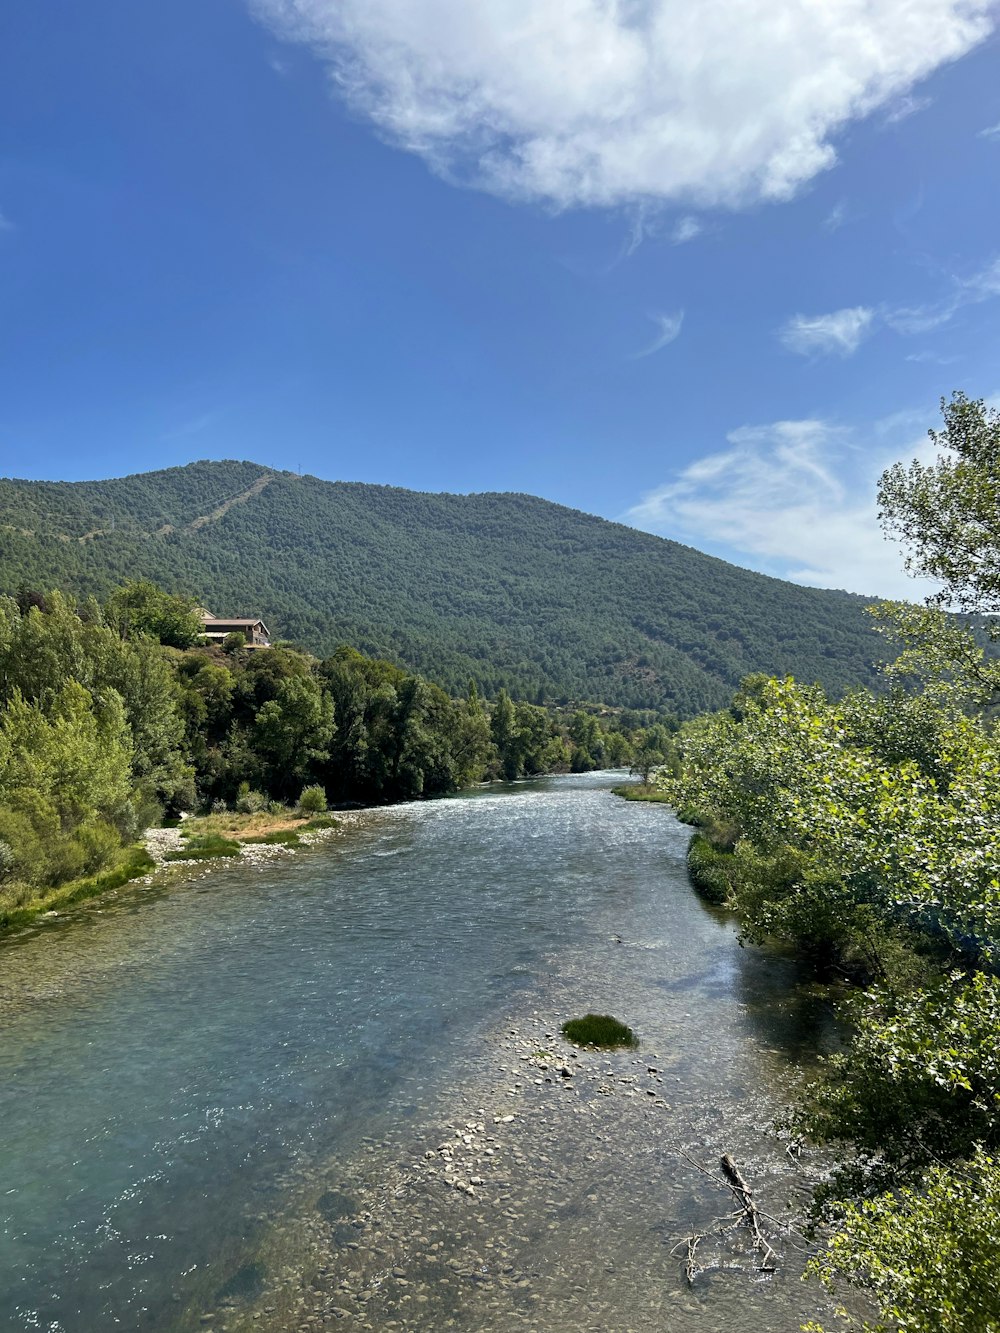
[611,782,672,804]
[0,844,157,934]
[0,810,346,938]
[145,810,340,864]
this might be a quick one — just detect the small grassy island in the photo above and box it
[561,1013,638,1049]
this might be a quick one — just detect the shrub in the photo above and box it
[0,839,15,883]
[561,1014,637,1049]
[234,782,267,814]
[686,833,733,906]
[75,820,123,875]
[298,784,327,814]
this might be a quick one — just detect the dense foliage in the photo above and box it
[663,396,1000,1332]
[0,460,885,715]
[0,580,664,928]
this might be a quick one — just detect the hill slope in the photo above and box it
[0,460,888,713]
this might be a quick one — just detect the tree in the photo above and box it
[879,392,1000,616]
[104,581,203,648]
[252,674,335,798]
[806,1148,1000,1333]
[490,689,521,780]
[634,723,674,783]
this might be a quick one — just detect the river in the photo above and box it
[0,773,845,1331]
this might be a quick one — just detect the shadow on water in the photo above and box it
[214,1261,267,1305]
[735,944,844,1064]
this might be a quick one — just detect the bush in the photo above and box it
[0,839,15,883]
[561,1014,637,1049]
[46,836,88,887]
[686,832,734,906]
[298,784,327,814]
[235,782,267,815]
[74,820,123,874]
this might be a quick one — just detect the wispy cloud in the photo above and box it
[625,414,941,599]
[824,199,849,232]
[775,256,1000,360]
[251,0,995,211]
[0,209,14,233]
[780,306,875,357]
[620,202,657,259]
[905,350,960,365]
[882,93,932,125]
[977,120,1000,140]
[670,216,702,245]
[885,256,1000,333]
[633,310,684,358]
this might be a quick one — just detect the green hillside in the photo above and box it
[0,460,888,713]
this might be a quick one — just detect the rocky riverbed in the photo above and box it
[210,970,836,1333]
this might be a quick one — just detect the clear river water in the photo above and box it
[0,773,845,1332]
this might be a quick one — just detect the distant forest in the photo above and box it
[0,460,888,714]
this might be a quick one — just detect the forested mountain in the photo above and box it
[0,460,888,713]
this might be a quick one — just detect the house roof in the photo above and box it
[201,616,267,627]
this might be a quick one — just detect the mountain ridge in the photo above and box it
[0,459,887,713]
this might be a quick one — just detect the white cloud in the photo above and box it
[905,349,960,364]
[780,306,875,357]
[0,209,13,233]
[772,256,1000,360]
[824,199,849,231]
[625,415,941,599]
[634,309,684,356]
[881,93,932,124]
[885,255,1000,333]
[670,215,702,245]
[978,120,1000,139]
[251,0,994,210]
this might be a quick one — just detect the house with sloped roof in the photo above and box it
[199,611,271,648]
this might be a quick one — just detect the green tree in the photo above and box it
[806,1148,1000,1333]
[879,392,1000,616]
[252,674,335,798]
[105,580,203,648]
[490,689,521,780]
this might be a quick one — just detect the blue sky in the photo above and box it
[1,1,998,597]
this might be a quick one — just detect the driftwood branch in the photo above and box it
[720,1154,778,1272]
[673,1151,782,1282]
[670,1209,742,1285]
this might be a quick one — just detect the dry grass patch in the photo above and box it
[180,811,309,841]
